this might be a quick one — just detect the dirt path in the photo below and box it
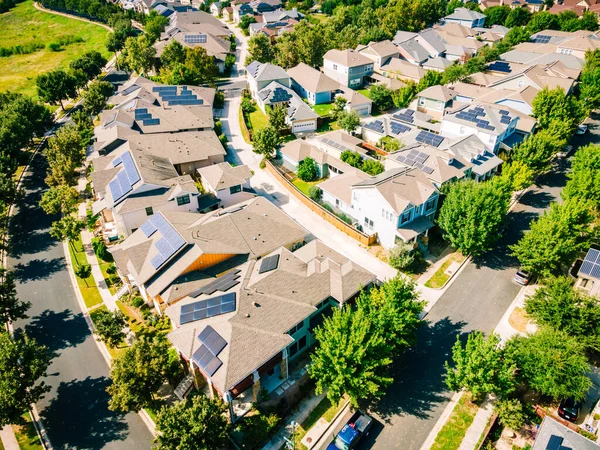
[33,2,113,31]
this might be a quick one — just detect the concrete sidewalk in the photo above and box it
[0,425,20,450]
[458,397,495,450]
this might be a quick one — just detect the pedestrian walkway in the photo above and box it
[76,177,119,312]
[0,425,20,450]
[458,397,495,450]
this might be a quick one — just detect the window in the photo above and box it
[315,299,329,310]
[145,206,154,216]
[287,321,303,335]
[333,63,338,70]
[364,217,374,230]
[336,199,340,208]
[289,344,298,357]
[381,208,385,217]
[176,195,190,206]
[298,335,307,350]
[425,198,436,212]
[401,210,411,225]
[230,185,242,195]
[352,191,358,201]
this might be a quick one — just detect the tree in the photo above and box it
[511,128,566,173]
[525,276,600,350]
[0,267,30,328]
[108,336,172,412]
[378,136,402,152]
[417,71,443,92]
[442,63,467,85]
[580,11,599,31]
[123,35,156,75]
[330,96,348,119]
[506,328,591,401]
[252,126,279,157]
[388,241,415,270]
[580,52,600,110]
[505,7,532,27]
[145,11,169,42]
[93,309,126,348]
[337,110,361,133]
[44,125,86,186]
[526,11,560,34]
[0,332,51,427]
[340,150,362,168]
[437,179,511,256]
[160,40,187,68]
[36,69,77,109]
[268,104,287,132]
[75,264,92,287]
[239,15,257,35]
[297,157,318,181]
[495,399,525,432]
[40,185,79,216]
[361,159,385,176]
[445,332,516,402]
[185,47,219,85]
[510,200,593,277]
[499,161,534,192]
[308,185,322,201]
[49,216,84,253]
[369,84,393,111]
[154,395,229,450]
[83,80,114,116]
[562,144,600,211]
[70,51,107,83]
[309,305,392,406]
[391,83,417,108]
[245,34,275,66]
[484,5,511,25]
[532,87,584,133]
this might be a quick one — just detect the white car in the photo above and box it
[576,124,588,135]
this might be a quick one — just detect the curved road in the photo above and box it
[9,153,153,449]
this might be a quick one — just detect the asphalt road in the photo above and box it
[8,153,153,450]
[321,112,600,450]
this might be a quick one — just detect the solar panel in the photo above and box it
[180,293,236,325]
[184,33,207,44]
[415,130,443,147]
[405,109,415,115]
[140,220,157,237]
[121,84,140,96]
[192,344,222,376]
[499,110,509,115]
[364,120,384,133]
[488,61,511,73]
[112,156,123,167]
[143,118,161,126]
[151,253,166,269]
[500,116,512,124]
[122,151,141,185]
[532,35,550,44]
[201,329,227,356]
[259,254,280,274]
[580,249,600,279]
[422,166,434,174]
[390,121,411,135]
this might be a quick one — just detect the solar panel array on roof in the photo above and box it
[147,214,187,270]
[180,293,236,325]
[392,109,415,124]
[259,254,280,274]
[455,107,496,131]
[121,84,140,96]
[134,108,161,126]
[184,33,207,44]
[487,61,511,73]
[190,269,242,298]
[192,326,228,377]
[532,34,551,44]
[415,130,443,147]
[499,110,509,115]
[500,115,512,124]
[363,120,385,133]
[112,156,123,167]
[580,248,600,279]
[109,151,141,202]
[154,85,204,106]
[390,121,411,135]
[271,87,292,103]
[321,138,348,151]
[395,148,435,173]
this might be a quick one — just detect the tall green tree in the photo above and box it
[40,185,79,216]
[532,87,584,133]
[360,159,385,176]
[511,128,566,173]
[337,110,361,133]
[505,7,532,27]
[74,264,92,287]
[107,336,172,412]
[297,157,318,182]
[145,11,170,42]
[245,34,275,65]
[154,396,229,450]
[49,216,84,254]
[92,309,126,348]
[369,84,393,111]
[123,35,156,75]
[506,328,591,401]
[44,125,86,186]
[579,50,600,110]
[160,40,187,68]
[526,11,560,34]
[340,150,362,168]
[0,268,30,328]
[70,51,107,83]
[309,305,392,406]
[83,80,114,116]
[499,161,534,192]
[36,69,77,110]
[445,332,516,403]
[437,179,511,256]
[267,104,287,132]
[525,276,600,350]
[252,126,279,157]
[484,5,511,25]
[184,47,219,85]
[510,199,593,277]
[562,144,600,211]
[0,332,51,427]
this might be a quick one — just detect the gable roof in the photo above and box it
[418,85,456,102]
[287,63,339,94]
[246,61,290,82]
[445,7,486,21]
[443,103,517,136]
[323,49,372,67]
[446,134,503,176]
[533,417,600,450]
[258,81,319,122]
[197,162,252,191]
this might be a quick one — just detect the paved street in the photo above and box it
[8,153,153,449]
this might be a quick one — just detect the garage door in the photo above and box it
[293,120,316,132]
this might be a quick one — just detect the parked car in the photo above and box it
[576,124,588,135]
[514,270,532,286]
[558,397,582,422]
[327,411,373,450]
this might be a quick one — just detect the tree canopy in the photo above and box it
[43,125,87,187]
[36,69,77,109]
[252,126,279,157]
[562,144,600,211]
[0,268,30,328]
[297,157,318,182]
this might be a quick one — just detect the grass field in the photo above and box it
[248,108,269,131]
[431,394,479,450]
[0,0,111,96]
[312,103,333,117]
[68,234,103,309]
[292,178,322,197]
[424,252,466,289]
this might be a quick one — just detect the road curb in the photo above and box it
[419,391,464,450]
[306,399,352,450]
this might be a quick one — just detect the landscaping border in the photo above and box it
[264,160,376,246]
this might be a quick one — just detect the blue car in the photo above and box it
[327,411,373,450]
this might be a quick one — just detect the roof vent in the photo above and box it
[253,237,257,240]
[245,313,250,318]
[253,301,260,307]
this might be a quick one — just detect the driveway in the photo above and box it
[9,153,153,449]
[356,113,600,449]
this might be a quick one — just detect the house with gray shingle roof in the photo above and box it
[256,81,319,132]
[323,49,374,88]
[443,7,486,28]
[286,63,340,105]
[164,238,376,421]
[197,162,254,208]
[246,61,291,100]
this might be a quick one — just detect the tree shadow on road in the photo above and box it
[40,376,130,450]
[24,309,89,353]
[518,190,556,211]
[363,317,467,423]
[11,258,66,282]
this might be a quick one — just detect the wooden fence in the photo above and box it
[361,141,388,157]
[265,160,377,246]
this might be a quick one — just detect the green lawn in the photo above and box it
[292,178,322,196]
[248,108,269,131]
[357,88,371,99]
[290,395,348,450]
[424,253,466,289]
[0,0,112,96]
[431,395,479,450]
[308,13,330,23]
[68,235,103,309]
[12,414,43,450]
[316,120,341,133]
[312,103,333,117]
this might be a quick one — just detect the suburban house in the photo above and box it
[277,140,333,178]
[445,134,504,181]
[443,7,486,28]
[255,81,319,132]
[379,58,427,81]
[384,143,472,187]
[575,247,600,298]
[416,85,457,120]
[210,1,222,15]
[246,61,291,100]
[248,18,299,38]
[313,130,367,160]
[287,63,340,105]
[197,162,254,208]
[440,103,520,152]
[355,40,400,70]
[322,49,374,88]
[249,0,283,14]
[481,63,577,94]
[110,197,310,310]
[233,3,253,22]
[337,86,373,116]
[164,239,376,421]
[361,108,440,146]
[320,167,440,248]
[532,417,600,450]
[223,6,233,20]
[261,7,303,22]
